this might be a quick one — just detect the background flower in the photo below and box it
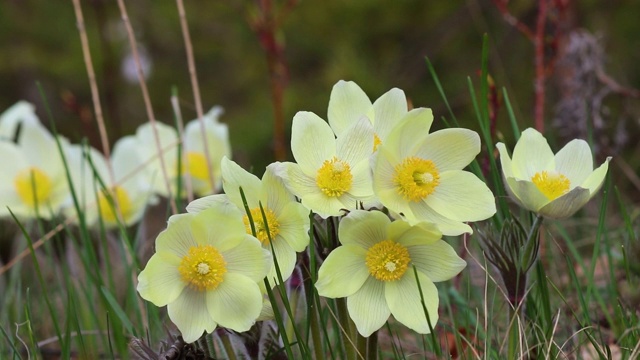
[496,128,611,218]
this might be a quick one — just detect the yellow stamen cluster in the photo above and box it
[178,245,227,291]
[373,133,382,152]
[182,152,210,182]
[393,157,440,202]
[243,207,280,245]
[316,156,353,197]
[531,170,571,200]
[98,186,133,224]
[14,167,53,208]
[365,239,411,282]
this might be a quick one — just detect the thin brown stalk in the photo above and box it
[176,0,216,193]
[116,0,178,214]
[171,95,194,203]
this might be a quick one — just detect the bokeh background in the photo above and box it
[1,0,639,198]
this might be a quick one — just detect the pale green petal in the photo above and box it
[336,116,374,167]
[0,141,27,183]
[581,157,611,194]
[207,272,263,332]
[511,128,554,179]
[112,136,145,182]
[408,241,466,282]
[136,253,185,306]
[328,80,373,136]
[554,139,594,186]
[385,270,439,334]
[383,108,433,158]
[301,191,346,218]
[347,277,390,337]
[283,162,319,200]
[186,194,234,214]
[339,210,389,248]
[221,157,262,209]
[426,170,496,221]
[156,213,199,258]
[0,101,39,140]
[264,163,296,215]
[372,88,407,140]
[496,143,514,179]
[347,159,374,197]
[220,235,270,282]
[19,121,63,176]
[373,146,411,216]
[505,178,549,212]
[190,206,246,251]
[167,287,216,343]
[414,129,480,172]
[390,220,441,246]
[265,235,297,284]
[315,245,369,298]
[407,202,473,236]
[291,112,336,175]
[277,202,310,252]
[537,187,591,219]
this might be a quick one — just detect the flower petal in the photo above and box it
[496,142,514,179]
[372,88,407,140]
[537,186,591,219]
[336,116,374,167]
[390,220,441,246]
[264,163,297,215]
[383,108,433,159]
[554,139,594,186]
[277,202,311,252]
[221,157,263,209]
[505,178,549,212]
[511,128,554,179]
[425,170,496,222]
[386,270,439,334]
[190,206,246,251]
[328,80,373,136]
[373,146,411,216]
[265,235,297,284]
[291,112,336,175]
[339,210,389,248]
[347,277,390,337]
[301,191,346,219]
[581,157,611,194]
[155,213,199,258]
[207,272,263,332]
[221,235,270,282]
[408,241,466,282]
[137,252,185,306]
[315,245,369,298]
[167,287,216,343]
[413,128,480,172]
[186,194,235,214]
[407,201,473,236]
[346,159,374,197]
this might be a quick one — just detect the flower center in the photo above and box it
[178,245,227,291]
[531,170,570,200]
[98,186,133,224]
[365,239,411,282]
[393,157,440,202]
[243,207,280,245]
[14,167,53,208]
[181,152,209,182]
[316,156,353,197]
[373,133,382,152]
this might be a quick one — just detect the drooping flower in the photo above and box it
[280,112,374,218]
[315,210,466,337]
[496,128,611,219]
[328,80,409,151]
[137,203,270,343]
[186,158,309,285]
[372,110,496,235]
[0,120,69,219]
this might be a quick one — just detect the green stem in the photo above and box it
[220,331,238,360]
[336,297,356,360]
[356,332,367,360]
[309,297,324,360]
[366,331,378,360]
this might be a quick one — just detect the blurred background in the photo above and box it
[1,0,639,198]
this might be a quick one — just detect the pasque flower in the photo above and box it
[186,158,309,285]
[496,128,611,218]
[315,210,466,337]
[137,203,270,343]
[372,110,496,235]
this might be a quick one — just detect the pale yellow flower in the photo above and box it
[137,204,270,343]
[496,128,611,218]
[372,110,496,235]
[0,101,40,140]
[315,210,466,336]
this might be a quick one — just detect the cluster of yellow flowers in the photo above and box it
[136,80,610,342]
[0,102,230,227]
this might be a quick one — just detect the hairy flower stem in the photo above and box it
[336,297,357,360]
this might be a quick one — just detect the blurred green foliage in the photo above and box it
[1,0,639,178]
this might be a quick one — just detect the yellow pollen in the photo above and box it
[373,133,382,152]
[181,152,210,182]
[393,157,440,202]
[531,171,571,200]
[98,186,133,224]
[14,167,53,209]
[178,245,227,291]
[316,156,353,197]
[365,240,411,282]
[243,207,280,245]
